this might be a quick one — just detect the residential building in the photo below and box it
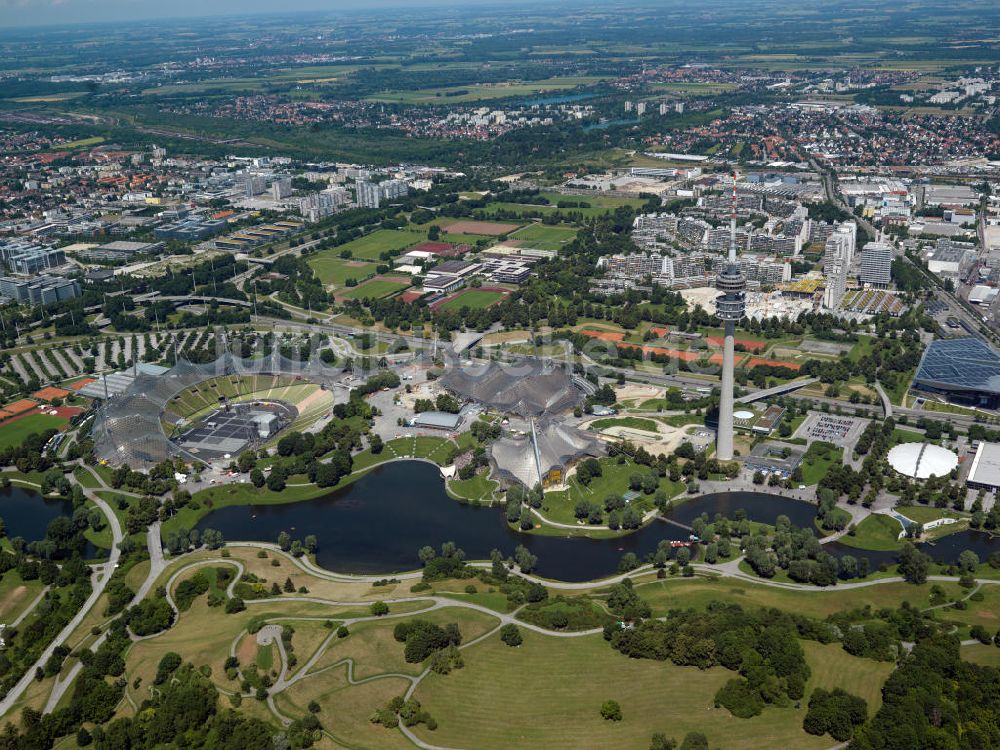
[271,178,292,200]
[356,180,380,209]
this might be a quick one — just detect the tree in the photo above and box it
[513,544,538,574]
[898,542,930,584]
[803,688,867,741]
[499,623,522,647]
[370,601,389,616]
[600,700,622,721]
[957,549,979,573]
[250,468,265,487]
[277,531,291,551]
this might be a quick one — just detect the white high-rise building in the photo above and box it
[356,180,380,209]
[624,101,634,112]
[636,102,647,116]
[859,241,893,288]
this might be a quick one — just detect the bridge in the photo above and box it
[736,377,817,404]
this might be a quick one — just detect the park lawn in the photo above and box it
[436,290,506,312]
[899,506,963,524]
[84,501,114,550]
[375,435,454,465]
[0,413,68,451]
[589,416,660,433]
[935,585,1000,633]
[0,570,45,623]
[891,428,925,445]
[327,229,425,261]
[72,466,102,489]
[122,596,261,708]
[411,436,454,464]
[305,256,378,287]
[509,223,578,252]
[338,277,410,301]
[847,335,875,362]
[798,443,843,485]
[308,606,500,681]
[836,514,903,552]
[801,641,894,712]
[350,447,395,472]
[275,668,414,750]
[256,641,275,671]
[633,577,965,620]
[412,630,832,750]
[448,473,498,503]
[963,643,1000,668]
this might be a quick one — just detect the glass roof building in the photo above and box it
[913,337,1000,407]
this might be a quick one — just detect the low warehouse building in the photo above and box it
[967,442,1000,492]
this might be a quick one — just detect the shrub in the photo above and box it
[499,624,522,647]
[600,699,622,721]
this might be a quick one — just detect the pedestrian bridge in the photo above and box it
[736,377,817,404]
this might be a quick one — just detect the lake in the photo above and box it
[193,461,997,581]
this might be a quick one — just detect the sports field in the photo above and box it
[306,257,378,287]
[0,412,68,450]
[338,277,411,300]
[509,223,578,252]
[325,229,426,261]
[436,289,507,312]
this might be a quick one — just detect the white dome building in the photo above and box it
[886,442,958,480]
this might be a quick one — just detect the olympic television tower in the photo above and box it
[714,172,746,461]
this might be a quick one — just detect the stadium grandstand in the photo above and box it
[92,351,342,470]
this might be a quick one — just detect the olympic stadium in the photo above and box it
[93,351,344,470]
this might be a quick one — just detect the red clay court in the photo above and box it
[748,358,801,371]
[33,386,71,403]
[0,399,38,419]
[399,290,425,304]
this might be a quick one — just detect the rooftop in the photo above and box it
[914,337,1000,395]
[886,442,958,479]
[968,442,1000,487]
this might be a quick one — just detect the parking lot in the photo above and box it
[795,412,867,445]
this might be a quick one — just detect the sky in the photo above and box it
[0,0,507,29]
